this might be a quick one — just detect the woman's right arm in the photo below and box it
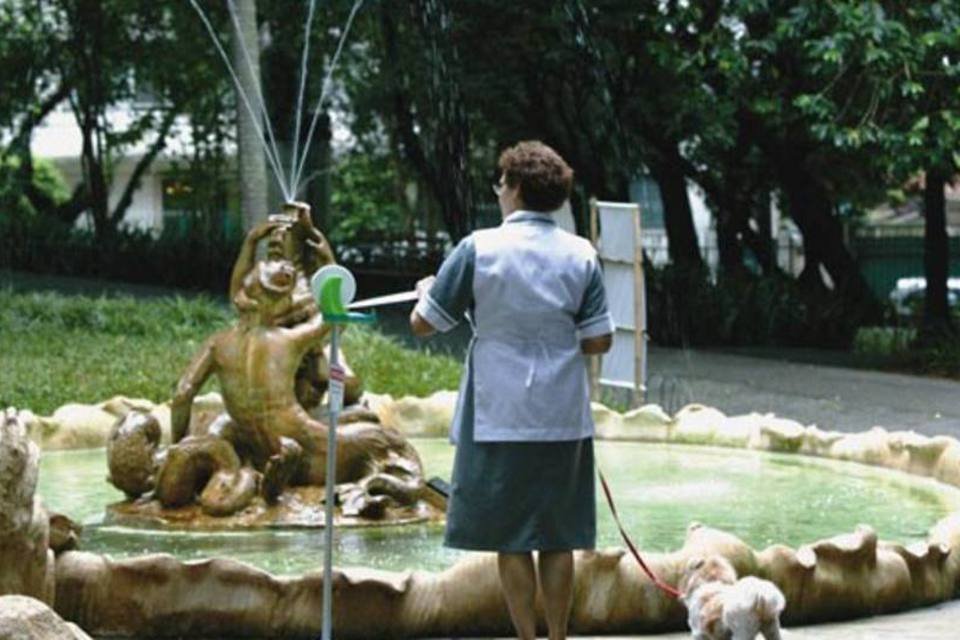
[410,237,475,338]
[410,276,438,337]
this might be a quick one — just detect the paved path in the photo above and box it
[647,346,960,438]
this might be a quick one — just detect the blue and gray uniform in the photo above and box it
[415,209,614,552]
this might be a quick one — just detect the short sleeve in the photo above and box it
[413,236,475,332]
[575,256,615,339]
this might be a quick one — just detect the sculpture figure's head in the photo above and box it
[257,259,297,296]
[237,259,298,325]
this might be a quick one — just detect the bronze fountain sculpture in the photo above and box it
[106,203,441,528]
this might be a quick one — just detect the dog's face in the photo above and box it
[680,555,738,596]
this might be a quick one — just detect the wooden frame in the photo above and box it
[588,198,647,404]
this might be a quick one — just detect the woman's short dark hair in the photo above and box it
[498,141,574,212]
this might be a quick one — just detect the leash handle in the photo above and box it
[597,467,683,599]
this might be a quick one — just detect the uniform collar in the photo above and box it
[503,210,556,225]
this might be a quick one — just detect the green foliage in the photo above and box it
[0,289,231,338]
[341,326,461,399]
[329,152,408,246]
[646,267,865,349]
[0,212,241,292]
[0,2,58,128]
[0,289,462,414]
[0,156,69,221]
[29,158,70,205]
[0,1,237,236]
[0,290,231,413]
[852,326,916,358]
[908,339,960,379]
[852,327,960,379]
[3,0,960,350]
[784,1,960,178]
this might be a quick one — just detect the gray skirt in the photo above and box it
[444,360,596,552]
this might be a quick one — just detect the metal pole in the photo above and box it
[321,325,340,640]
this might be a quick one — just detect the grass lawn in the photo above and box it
[0,289,462,415]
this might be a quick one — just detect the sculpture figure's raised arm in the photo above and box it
[229,220,284,301]
[289,313,333,350]
[287,201,335,275]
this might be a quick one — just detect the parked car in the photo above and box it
[889,276,960,317]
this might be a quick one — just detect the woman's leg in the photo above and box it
[498,552,537,640]
[538,550,573,640]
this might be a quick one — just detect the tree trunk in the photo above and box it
[753,192,775,273]
[712,177,747,277]
[232,0,269,231]
[782,170,879,316]
[921,168,955,340]
[78,111,110,240]
[648,147,703,273]
[715,210,744,277]
[72,0,111,240]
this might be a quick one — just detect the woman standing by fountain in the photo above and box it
[411,141,614,640]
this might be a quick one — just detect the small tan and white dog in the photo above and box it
[679,555,785,640]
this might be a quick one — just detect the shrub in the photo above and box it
[916,339,960,378]
[0,213,241,292]
[645,264,869,348]
[852,326,916,358]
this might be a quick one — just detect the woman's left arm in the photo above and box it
[576,254,615,353]
[581,333,612,355]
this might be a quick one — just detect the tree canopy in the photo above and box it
[1,0,958,344]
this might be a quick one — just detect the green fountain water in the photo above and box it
[38,440,960,575]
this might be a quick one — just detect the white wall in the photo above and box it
[32,107,187,234]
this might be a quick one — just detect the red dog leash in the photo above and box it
[598,467,683,599]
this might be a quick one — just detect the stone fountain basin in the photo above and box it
[16,394,960,636]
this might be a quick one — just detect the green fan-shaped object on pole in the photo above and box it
[311,265,375,324]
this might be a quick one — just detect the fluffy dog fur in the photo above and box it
[680,555,785,640]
